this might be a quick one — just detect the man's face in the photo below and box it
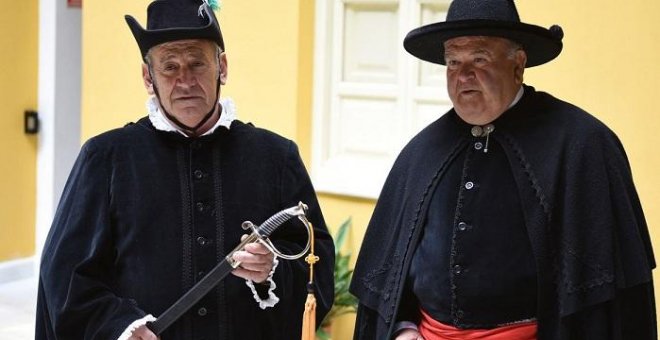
[142,39,227,127]
[444,36,526,124]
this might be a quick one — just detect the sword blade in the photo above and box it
[147,258,235,335]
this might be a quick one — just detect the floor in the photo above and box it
[0,277,37,339]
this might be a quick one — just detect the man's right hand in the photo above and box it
[127,324,159,340]
[394,328,425,340]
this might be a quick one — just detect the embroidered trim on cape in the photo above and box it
[244,258,280,309]
[146,96,237,136]
[116,314,156,340]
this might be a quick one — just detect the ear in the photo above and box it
[514,49,527,84]
[142,63,155,95]
[218,52,228,85]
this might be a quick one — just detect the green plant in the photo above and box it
[317,218,359,340]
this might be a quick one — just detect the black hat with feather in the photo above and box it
[125,0,224,59]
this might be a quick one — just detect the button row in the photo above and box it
[190,141,211,322]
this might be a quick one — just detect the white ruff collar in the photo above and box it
[147,96,237,137]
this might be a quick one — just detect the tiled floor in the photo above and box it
[0,277,37,339]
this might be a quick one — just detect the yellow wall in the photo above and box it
[82,0,149,140]
[317,194,375,339]
[0,0,38,261]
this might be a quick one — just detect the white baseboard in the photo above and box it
[0,257,35,284]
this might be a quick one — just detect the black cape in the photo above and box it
[36,118,335,339]
[350,85,656,339]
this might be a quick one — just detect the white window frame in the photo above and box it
[312,0,452,199]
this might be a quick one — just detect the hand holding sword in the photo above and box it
[230,234,276,283]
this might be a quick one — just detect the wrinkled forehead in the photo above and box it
[444,36,514,54]
[151,39,217,60]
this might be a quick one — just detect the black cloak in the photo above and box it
[36,118,335,339]
[350,85,656,339]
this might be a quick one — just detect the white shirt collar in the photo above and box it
[147,96,237,137]
[508,86,524,109]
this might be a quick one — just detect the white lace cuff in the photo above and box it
[244,258,280,309]
[117,314,157,340]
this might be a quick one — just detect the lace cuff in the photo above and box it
[117,314,157,340]
[244,258,280,309]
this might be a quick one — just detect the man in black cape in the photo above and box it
[350,0,656,339]
[36,1,334,339]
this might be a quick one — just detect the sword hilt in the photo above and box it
[239,201,312,261]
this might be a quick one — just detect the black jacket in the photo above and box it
[350,86,656,339]
[36,118,335,339]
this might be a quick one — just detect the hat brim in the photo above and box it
[403,20,562,67]
[125,15,224,59]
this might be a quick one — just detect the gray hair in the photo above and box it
[506,40,524,60]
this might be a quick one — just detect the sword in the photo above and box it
[147,202,312,335]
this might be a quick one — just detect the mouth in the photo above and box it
[457,90,483,99]
[458,88,480,95]
[174,96,203,101]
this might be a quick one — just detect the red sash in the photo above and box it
[418,309,537,340]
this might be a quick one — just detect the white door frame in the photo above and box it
[33,0,82,276]
[0,0,81,284]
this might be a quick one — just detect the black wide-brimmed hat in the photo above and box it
[403,0,563,67]
[125,0,225,59]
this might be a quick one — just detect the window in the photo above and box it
[312,0,452,198]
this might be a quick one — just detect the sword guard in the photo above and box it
[238,202,313,261]
[241,221,256,231]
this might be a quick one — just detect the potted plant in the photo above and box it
[317,218,359,340]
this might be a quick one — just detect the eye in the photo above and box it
[474,57,488,64]
[189,60,209,73]
[162,63,178,72]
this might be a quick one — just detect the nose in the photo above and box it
[176,67,197,88]
[456,63,475,82]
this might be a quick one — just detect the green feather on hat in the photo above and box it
[205,0,221,11]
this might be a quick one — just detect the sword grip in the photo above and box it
[257,202,307,237]
[257,210,294,237]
